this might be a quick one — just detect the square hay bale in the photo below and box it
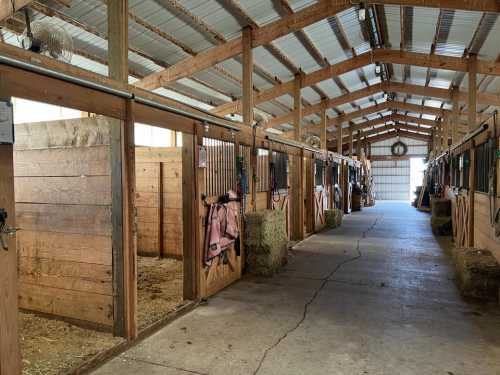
[325,208,343,229]
[431,198,451,218]
[430,216,452,236]
[244,209,287,276]
[453,248,500,301]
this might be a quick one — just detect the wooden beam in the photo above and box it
[363,0,500,12]
[349,129,354,157]
[242,26,253,128]
[135,0,350,89]
[468,54,477,133]
[451,85,460,144]
[320,106,327,150]
[337,124,343,155]
[293,74,302,142]
[0,0,27,20]
[108,0,137,340]
[212,49,500,116]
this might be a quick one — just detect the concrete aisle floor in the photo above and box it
[94,201,500,375]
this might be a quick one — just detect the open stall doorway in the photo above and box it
[12,98,124,375]
[134,123,184,329]
[410,157,427,204]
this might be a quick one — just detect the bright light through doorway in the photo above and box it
[410,157,426,203]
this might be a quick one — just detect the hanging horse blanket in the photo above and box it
[204,190,239,265]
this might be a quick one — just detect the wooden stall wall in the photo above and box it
[304,155,314,235]
[473,117,499,259]
[135,147,183,258]
[14,117,114,328]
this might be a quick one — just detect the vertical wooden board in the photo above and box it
[0,145,21,374]
[182,130,198,300]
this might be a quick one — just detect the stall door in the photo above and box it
[271,191,290,239]
[0,144,21,374]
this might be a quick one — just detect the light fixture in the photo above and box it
[358,2,366,21]
[375,63,381,75]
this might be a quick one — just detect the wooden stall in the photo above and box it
[270,146,291,239]
[435,113,499,257]
[313,154,329,232]
[328,153,343,210]
[135,147,183,259]
[14,117,114,328]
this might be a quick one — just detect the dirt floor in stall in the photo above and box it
[20,313,123,375]
[137,256,184,329]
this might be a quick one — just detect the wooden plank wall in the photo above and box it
[14,117,114,328]
[135,147,183,258]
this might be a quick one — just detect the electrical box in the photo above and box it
[198,145,207,168]
[0,100,14,145]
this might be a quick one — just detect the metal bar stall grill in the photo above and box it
[203,138,236,198]
[256,148,270,193]
[271,151,288,191]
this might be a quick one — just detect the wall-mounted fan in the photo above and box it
[20,19,73,63]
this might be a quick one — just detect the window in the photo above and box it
[349,165,357,183]
[331,162,339,185]
[461,151,470,189]
[315,159,325,187]
[475,141,493,193]
[451,155,460,187]
[271,151,288,190]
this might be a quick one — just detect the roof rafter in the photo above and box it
[357,1,499,13]
[212,49,500,116]
[135,0,351,90]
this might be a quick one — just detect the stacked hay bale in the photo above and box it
[245,210,288,276]
[352,185,363,211]
[430,198,452,235]
[325,208,343,229]
[453,248,500,301]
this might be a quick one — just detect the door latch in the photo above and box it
[0,208,19,251]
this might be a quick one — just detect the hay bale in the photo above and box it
[453,248,500,301]
[431,198,451,217]
[325,208,343,229]
[430,216,452,236]
[245,209,287,276]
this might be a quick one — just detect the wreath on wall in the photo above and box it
[391,141,408,157]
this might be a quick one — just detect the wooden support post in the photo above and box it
[356,130,362,157]
[158,162,164,258]
[110,100,137,340]
[320,106,327,150]
[0,83,21,374]
[108,0,128,83]
[451,85,459,144]
[468,144,476,247]
[293,74,302,142]
[436,120,442,155]
[349,129,354,158]
[337,124,343,155]
[442,116,449,149]
[182,126,199,300]
[108,0,137,340]
[290,151,304,241]
[242,27,256,211]
[468,54,477,133]
[242,27,253,128]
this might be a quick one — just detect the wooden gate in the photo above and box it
[271,192,290,239]
[200,138,241,298]
[314,188,328,231]
[453,193,470,248]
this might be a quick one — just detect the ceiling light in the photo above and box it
[375,63,381,75]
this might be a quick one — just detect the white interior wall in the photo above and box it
[371,137,428,200]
